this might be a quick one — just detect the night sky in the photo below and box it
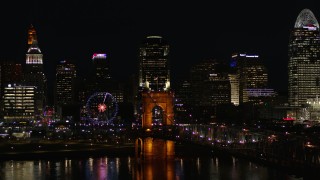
[0,0,319,96]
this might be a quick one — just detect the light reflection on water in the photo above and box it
[0,156,304,180]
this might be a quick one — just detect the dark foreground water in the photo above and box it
[0,156,306,180]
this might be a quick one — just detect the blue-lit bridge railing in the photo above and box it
[173,123,320,169]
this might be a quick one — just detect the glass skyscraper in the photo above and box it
[55,60,76,106]
[230,53,268,104]
[138,36,170,91]
[288,9,320,107]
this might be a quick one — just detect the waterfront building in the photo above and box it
[288,9,320,107]
[3,84,35,122]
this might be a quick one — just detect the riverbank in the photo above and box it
[1,140,319,177]
[0,141,135,160]
[0,141,215,161]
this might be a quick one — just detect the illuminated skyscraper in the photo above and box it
[55,60,76,107]
[288,9,320,107]
[92,53,111,81]
[23,25,47,119]
[138,36,170,91]
[87,53,112,92]
[54,60,77,119]
[231,53,268,104]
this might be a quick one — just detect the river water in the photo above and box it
[0,155,305,180]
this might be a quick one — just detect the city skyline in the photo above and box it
[0,1,320,95]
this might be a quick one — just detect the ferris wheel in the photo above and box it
[85,92,118,124]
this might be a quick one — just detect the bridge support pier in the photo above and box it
[135,137,175,160]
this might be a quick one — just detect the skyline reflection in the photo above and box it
[0,156,303,180]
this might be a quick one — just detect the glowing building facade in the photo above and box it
[0,61,23,100]
[138,36,170,91]
[92,53,111,81]
[3,84,35,122]
[288,9,320,107]
[231,53,268,104]
[55,60,76,106]
[28,24,37,46]
[24,25,47,118]
[229,74,239,106]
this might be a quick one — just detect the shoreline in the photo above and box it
[0,141,213,161]
[1,141,319,176]
[0,142,135,160]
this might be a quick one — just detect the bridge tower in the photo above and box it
[136,90,175,161]
[141,91,174,130]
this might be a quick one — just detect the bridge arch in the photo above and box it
[141,91,174,129]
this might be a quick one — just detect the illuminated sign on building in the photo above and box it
[92,53,107,60]
[246,55,259,58]
[303,26,317,31]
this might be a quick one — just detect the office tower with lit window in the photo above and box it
[79,53,124,119]
[55,61,77,107]
[190,58,230,107]
[288,9,320,107]
[0,61,23,100]
[3,84,35,122]
[92,53,111,82]
[54,60,78,120]
[138,36,170,91]
[229,74,239,106]
[231,53,268,104]
[23,25,47,119]
[86,53,112,93]
[0,61,23,119]
[188,58,230,123]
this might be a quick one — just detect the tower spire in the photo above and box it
[28,24,37,45]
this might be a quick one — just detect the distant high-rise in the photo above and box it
[138,36,170,91]
[54,60,77,119]
[231,53,268,104]
[55,60,76,107]
[190,58,230,107]
[24,25,47,118]
[288,9,320,107]
[92,53,111,81]
[87,53,112,93]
